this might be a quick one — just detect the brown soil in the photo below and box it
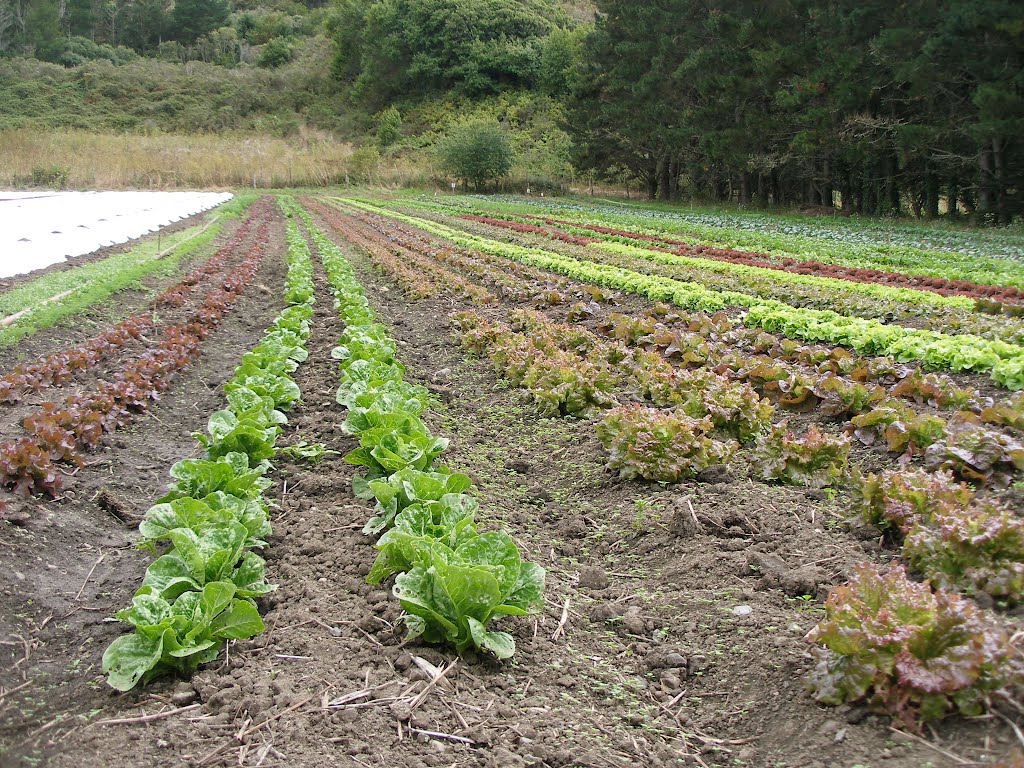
[0,208,287,766]
[1,207,1017,768]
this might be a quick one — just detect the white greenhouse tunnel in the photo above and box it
[0,190,234,280]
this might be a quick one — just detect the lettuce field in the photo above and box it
[1,194,1023,768]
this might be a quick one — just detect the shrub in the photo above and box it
[438,118,515,191]
[258,37,294,69]
[376,106,402,147]
[29,165,68,188]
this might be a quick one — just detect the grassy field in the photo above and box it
[0,129,355,189]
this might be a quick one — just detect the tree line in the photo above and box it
[568,0,1024,222]
[3,0,1022,222]
[0,0,328,64]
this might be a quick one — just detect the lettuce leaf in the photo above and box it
[103,581,265,691]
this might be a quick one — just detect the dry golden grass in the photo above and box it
[0,129,354,189]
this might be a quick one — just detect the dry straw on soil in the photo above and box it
[0,129,354,189]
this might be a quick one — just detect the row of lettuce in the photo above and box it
[449,308,1023,727]
[346,199,1024,390]
[102,203,315,691]
[447,209,979,312]
[293,204,546,660]
[0,195,255,350]
[429,195,1024,292]
[444,209,1024,347]
[328,196,1023,729]
[450,304,1023,604]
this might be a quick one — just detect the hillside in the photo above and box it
[0,0,1020,224]
[0,0,592,190]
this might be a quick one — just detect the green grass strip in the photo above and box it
[0,194,254,349]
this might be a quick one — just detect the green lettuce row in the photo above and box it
[406,196,1024,292]
[589,239,969,309]
[101,198,315,691]
[407,200,973,312]
[299,203,545,661]
[343,199,1024,391]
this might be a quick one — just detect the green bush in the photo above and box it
[30,165,69,188]
[438,118,515,191]
[376,106,402,147]
[258,37,294,69]
[60,37,139,67]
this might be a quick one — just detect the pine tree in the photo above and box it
[170,0,229,43]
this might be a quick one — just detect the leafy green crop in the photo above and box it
[751,423,849,487]
[194,410,280,466]
[856,468,1024,604]
[138,493,271,552]
[159,452,273,503]
[855,469,972,536]
[924,420,1024,488]
[904,502,1024,605]
[597,404,737,482]
[103,581,265,692]
[807,563,1022,728]
[302,201,545,661]
[104,197,315,691]
[225,369,302,411]
[363,468,473,536]
[459,313,619,417]
[348,200,1024,391]
[278,441,340,464]
[139,523,275,602]
[367,494,480,584]
[342,385,429,433]
[345,422,449,490]
[393,532,545,659]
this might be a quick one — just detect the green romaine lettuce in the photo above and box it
[160,452,272,503]
[194,410,280,465]
[392,532,545,659]
[103,581,265,691]
[363,468,472,536]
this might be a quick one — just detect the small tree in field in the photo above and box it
[439,119,515,191]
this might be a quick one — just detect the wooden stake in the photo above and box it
[1,289,76,327]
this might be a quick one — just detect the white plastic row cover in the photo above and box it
[0,190,234,280]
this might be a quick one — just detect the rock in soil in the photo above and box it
[577,566,609,591]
